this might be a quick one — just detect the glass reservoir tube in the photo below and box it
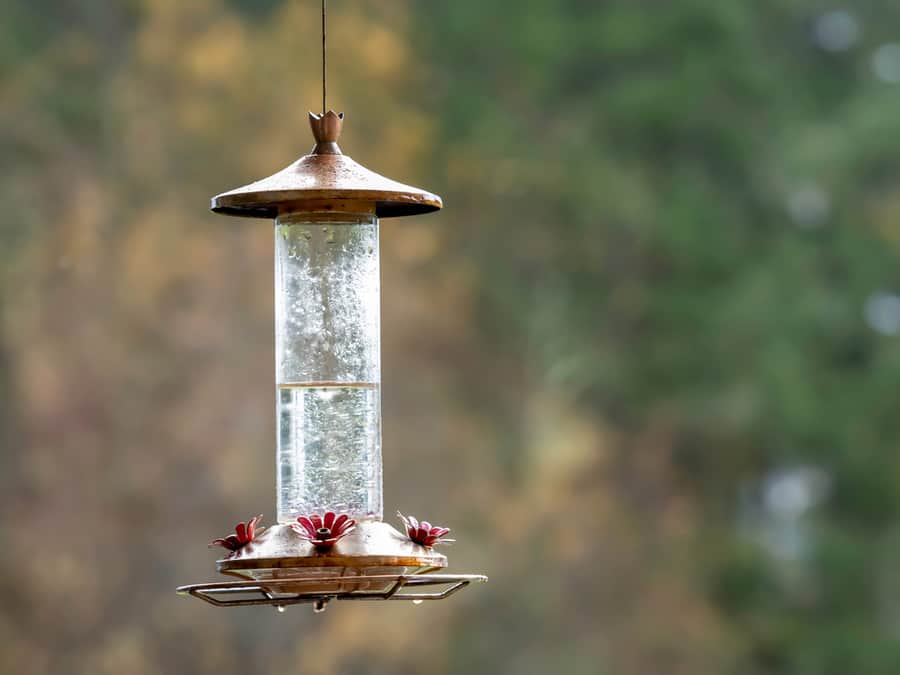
[274,213,382,524]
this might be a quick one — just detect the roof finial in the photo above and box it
[308,110,343,155]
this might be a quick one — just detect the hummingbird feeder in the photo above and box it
[177,1,486,612]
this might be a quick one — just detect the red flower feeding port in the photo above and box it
[177,3,485,613]
[398,513,454,547]
[210,515,265,553]
[293,513,357,550]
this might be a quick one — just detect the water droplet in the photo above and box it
[412,599,424,605]
[276,605,286,613]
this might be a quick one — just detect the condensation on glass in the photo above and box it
[274,212,382,524]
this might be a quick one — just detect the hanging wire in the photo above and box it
[322,0,327,113]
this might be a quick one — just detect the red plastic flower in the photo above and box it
[210,515,264,552]
[398,512,453,547]
[292,512,356,550]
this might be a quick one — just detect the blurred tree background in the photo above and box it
[3,0,900,673]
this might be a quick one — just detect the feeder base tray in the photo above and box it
[212,521,449,593]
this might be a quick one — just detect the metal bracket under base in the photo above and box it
[177,573,487,613]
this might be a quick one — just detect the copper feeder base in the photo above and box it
[178,521,486,609]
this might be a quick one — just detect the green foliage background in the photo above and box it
[2,1,900,673]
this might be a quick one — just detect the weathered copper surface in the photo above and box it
[216,521,446,570]
[211,111,442,219]
[214,521,447,593]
